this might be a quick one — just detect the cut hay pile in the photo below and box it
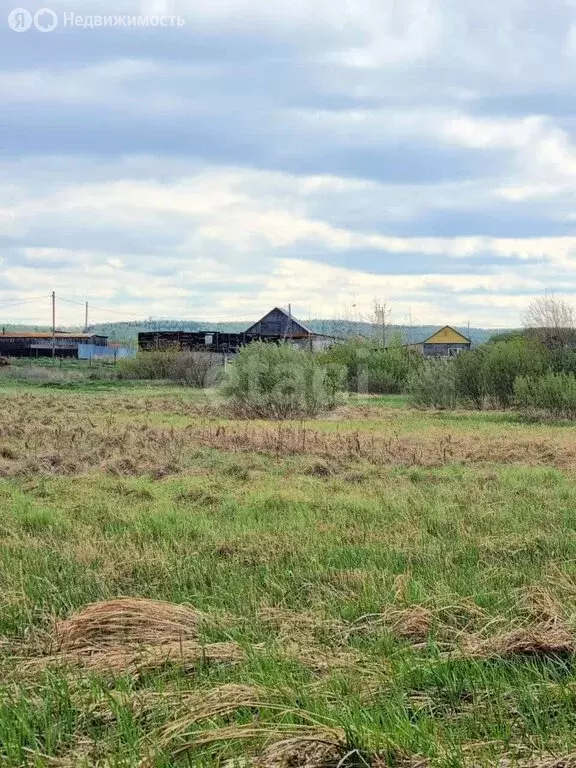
[461,622,576,660]
[53,598,205,651]
[29,598,249,679]
[34,598,368,681]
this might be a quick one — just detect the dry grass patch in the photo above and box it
[33,599,364,680]
[148,684,269,756]
[258,607,347,643]
[30,640,248,678]
[4,392,576,479]
[142,722,347,768]
[460,621,576,660]
[344,605,440,647]
[53,598,207,651]
[254,737,348,767]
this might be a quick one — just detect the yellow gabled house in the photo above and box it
[406,326,471,358]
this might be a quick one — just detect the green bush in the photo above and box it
[117,349,220,387]
[167,351,222,387]
[221,342,344,419]
[318,336,420,394]
[407,360,458,409]
[481,338,548,408]
[403,338,552,412]
[117,349,178,380]
[550,347,576,375]
[454,347,486,409]
[317,340,368,392]
[514,372,576,418]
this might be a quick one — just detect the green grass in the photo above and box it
[1,385,576,765]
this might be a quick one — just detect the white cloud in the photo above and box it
[4,1,576,327]
[2,163,576,328]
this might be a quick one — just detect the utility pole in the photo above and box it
[85,301,89,334]
[51,291,56,361]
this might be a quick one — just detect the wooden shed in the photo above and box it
[406,326,471,358]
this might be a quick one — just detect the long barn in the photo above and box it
[138,307,337,353]
[0,331,108,358]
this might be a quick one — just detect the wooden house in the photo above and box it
[406,326,471,358]
[245,307,335,351]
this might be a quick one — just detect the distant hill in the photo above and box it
[0,320,513,347]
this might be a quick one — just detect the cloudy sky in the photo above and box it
[1,0,576,327]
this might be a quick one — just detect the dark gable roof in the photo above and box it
[245,307,314,336]
[272,306,313,335]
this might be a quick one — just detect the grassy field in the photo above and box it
[2,371,576,766]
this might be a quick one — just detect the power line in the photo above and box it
[59,296,147,319]
[58,297,85,307]
[0,296,49,307]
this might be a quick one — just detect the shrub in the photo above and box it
[481,338,548,409]
[317,340,368,392]
[454,347,486,409]
[514,372,576,418]
[318,336,420,394]
[221,342,344,419]
[367,337,422,394]
[407,360,458,409]
[117,349,221,387]
[550,347,576,375]
[117,350,178,380]
[168,351,222,388]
